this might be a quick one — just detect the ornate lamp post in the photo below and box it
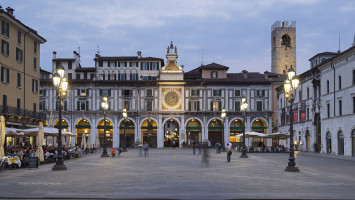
[52,65,68,171]
[221,108,227,152]
[101,97,109,157]
[240,96,249,158]
[122,108,128,152]
[284,66,300,172]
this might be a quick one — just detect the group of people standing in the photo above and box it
[190,140,233,163]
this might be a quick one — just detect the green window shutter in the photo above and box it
[64,101,67,111]
[77,89,80,96]
[114,74,117,80]
[136,74,138,80]
[188,101,191,111]
[108,89,111,96]
[1,67,4,82]
[86,101,89,111]
[218,101,221,111]
[235,101,240,112]
[219,89,222,97]
[86,89,89,96]
[149,62,152,70]
[141,63,143,70]
[99,89,102,96]
[136,62,138,67]
[77,101,80,111]
[210,101,213,111]
[130,74,132,80]
[197,101,200,111]
[157,62,159,70]
[115,62,117,67]
[7,68,9,84]
[216,72,218,78]
[103,74,105,80]
[117,73,120,80]
[262,90,265,97]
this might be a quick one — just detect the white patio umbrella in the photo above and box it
[36,122,44,162]
[49,112,54,127]
[66,136,71,147]
[95,133,100,148]
[21,127,59,137]
[86,134,92,148]
[0,116,5,158]
[81,134,87,149]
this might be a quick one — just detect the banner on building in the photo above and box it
[293,103,298,123]
[300,101,306,121]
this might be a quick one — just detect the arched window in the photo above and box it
[281,34,291,47]
[338,131,344,155]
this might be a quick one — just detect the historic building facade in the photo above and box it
[40,42,278,148]
[0,7,46,134]
[278,43,355,156]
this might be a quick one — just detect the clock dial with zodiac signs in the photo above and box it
[162,88,182,110]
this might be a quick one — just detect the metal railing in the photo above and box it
[0,105,46,120]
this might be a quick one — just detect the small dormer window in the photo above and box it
[211,71,218,78]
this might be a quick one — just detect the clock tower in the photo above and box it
[159,42,184,112]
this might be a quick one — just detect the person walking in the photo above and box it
[143,141,149,157]
[172,140,176,149]
[215,142,220,154]
[198,142,202,155]
[138,144,143,157]
[111,148,116,157]
[226,143,232,162]
[192,140,196,155]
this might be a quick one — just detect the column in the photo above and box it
[157,115,164,148]
[203,117,207,140]
[180,116,185,148]
[135,117,140,143]
[113,117,119,148]
[224,117,229,148]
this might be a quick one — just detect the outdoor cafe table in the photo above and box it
[3,156,21,167]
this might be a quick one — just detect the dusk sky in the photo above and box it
[2,0,355,74]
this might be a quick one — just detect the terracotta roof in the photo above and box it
[0,8,46,43]
[198,62,229,70]
[75,67,96,72]
[271,74,287,82]
[94,56,163,62]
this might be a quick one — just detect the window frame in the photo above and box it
[16,48,23,63]
[211,71,218,78]
[190,89,199,97]
[235,101,241,112]
[212,89,221,97]
[256,101,263,111]
[17,72,21,88]
[1,20,9,38]
[146,100,153,111]
[1,40,9,56]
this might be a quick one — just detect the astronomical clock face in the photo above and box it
[162,88,182,110]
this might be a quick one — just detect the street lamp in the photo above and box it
[122,108,128,152]
[101,97,109,157]
[283,66,300,172]
[221,108,227,152]
[240,96,248,158]
[52,65,68,171]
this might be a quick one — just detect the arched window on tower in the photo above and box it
[281,34,291,47]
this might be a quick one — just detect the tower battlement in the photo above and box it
[271,20,296,31]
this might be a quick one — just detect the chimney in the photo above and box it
[264,71,269,79]
[137,51,142,59]
[53,51,57,59]
[242,70,248,78]
[6,7,14,16]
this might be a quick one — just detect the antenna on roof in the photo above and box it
[199,49,204,65]
[96,45,101,55]
[337,33,341,53]
[78,46,81,63]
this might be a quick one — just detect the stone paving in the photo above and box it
[0,149,355,200]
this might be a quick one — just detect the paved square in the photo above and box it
[0,149,355,199]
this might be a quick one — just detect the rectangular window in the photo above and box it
[17,31,21,45]
[33,103,36,113]
[33,57,37,70]
[235,101,241,112]
[17,72,21,88]
[130,73,137,80]
[1,40,9,56]
[2,95,7,107]
[39,89,46,97]
[234,90,241,97]
[307,108,309,120]
[68,62,72,69]
[191,89,199,97]
[124,101,130,111]
[141,62,149,70]
[100,89,111,97]
[146,100,153,111]
[32,79,38,94]
[188,101,200,111]
[339,76,342,90]
[98,61,103,67]
[1,20,9,37]
[307,88,309,99]
[130,62,138,67]
[77,101,89,111]
[68,73,72,80]
[17,99,21,113]
[80,89,87,96]
[123,90,131,97]
[211,101,221,111]
[34,41,37,54]
[120,62,126,67]
[16,47,23,62]
[109,74,115,80]
[339,100,342,116]
[1,66,9,84]
[212,89,221,97]
[90,74,94,80]
[39,101,45,111]
[151,62,158,70]
[256,101,263,111]
[211,71,218,78]
[256,90,265,97]
[146,89,153,97]
[120,74,126,80]
[327,80,329,94]
[327,103,330,118]
[109,61,116,67]
[76,74,81,80]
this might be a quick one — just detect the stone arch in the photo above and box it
[96,117,115,129]
[140,117,158,148]
[207,117,223,127]
[162,117,181,128]
[163,118,181,148]
[184,117,203,128]
[228,117,244,127]
[118,117,137,128]
[139,117,158,128]
[74,118,92,129]
[250,117,268,127]
[118,117,136,148]
[207,117,224,146]
[338,130,344,155]
[185,117,203,144]
[326,131,332,154]
[281,34,291,47]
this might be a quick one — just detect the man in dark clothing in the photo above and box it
[192,141,196,155]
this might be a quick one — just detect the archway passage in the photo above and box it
[97,119,113,148]
[338,131,344,155]
[141,119,157,148]
[306,131,311,150]
[75,119,91,147]
[326,132,331,154]
[352,130,355,157]
[186,119,202,145]
[55,119,69,132]
[230,119,243,145]
[251,119,267,147]
[208,119,223,147]
[119,120,135,148]
[164,119,179,148]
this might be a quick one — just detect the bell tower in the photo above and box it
[271,20,296,74]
